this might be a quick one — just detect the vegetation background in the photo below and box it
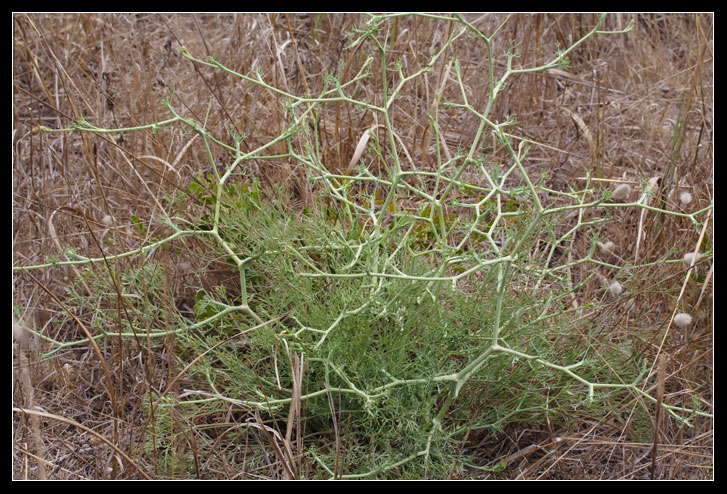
[13,13,712,479]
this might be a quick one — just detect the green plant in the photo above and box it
[16,13,712,479]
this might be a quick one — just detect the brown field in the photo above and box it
[13,13,712,479]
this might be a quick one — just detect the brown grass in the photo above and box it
[13,13,712,479]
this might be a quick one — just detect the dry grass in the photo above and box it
[13,13,712,479]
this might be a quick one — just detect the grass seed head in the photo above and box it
[683,252,702,265]
[607,280,623,296]
[673,312,693,328]
[598,240,616,255]
[612,183,631,201]
[13,315,29,347]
